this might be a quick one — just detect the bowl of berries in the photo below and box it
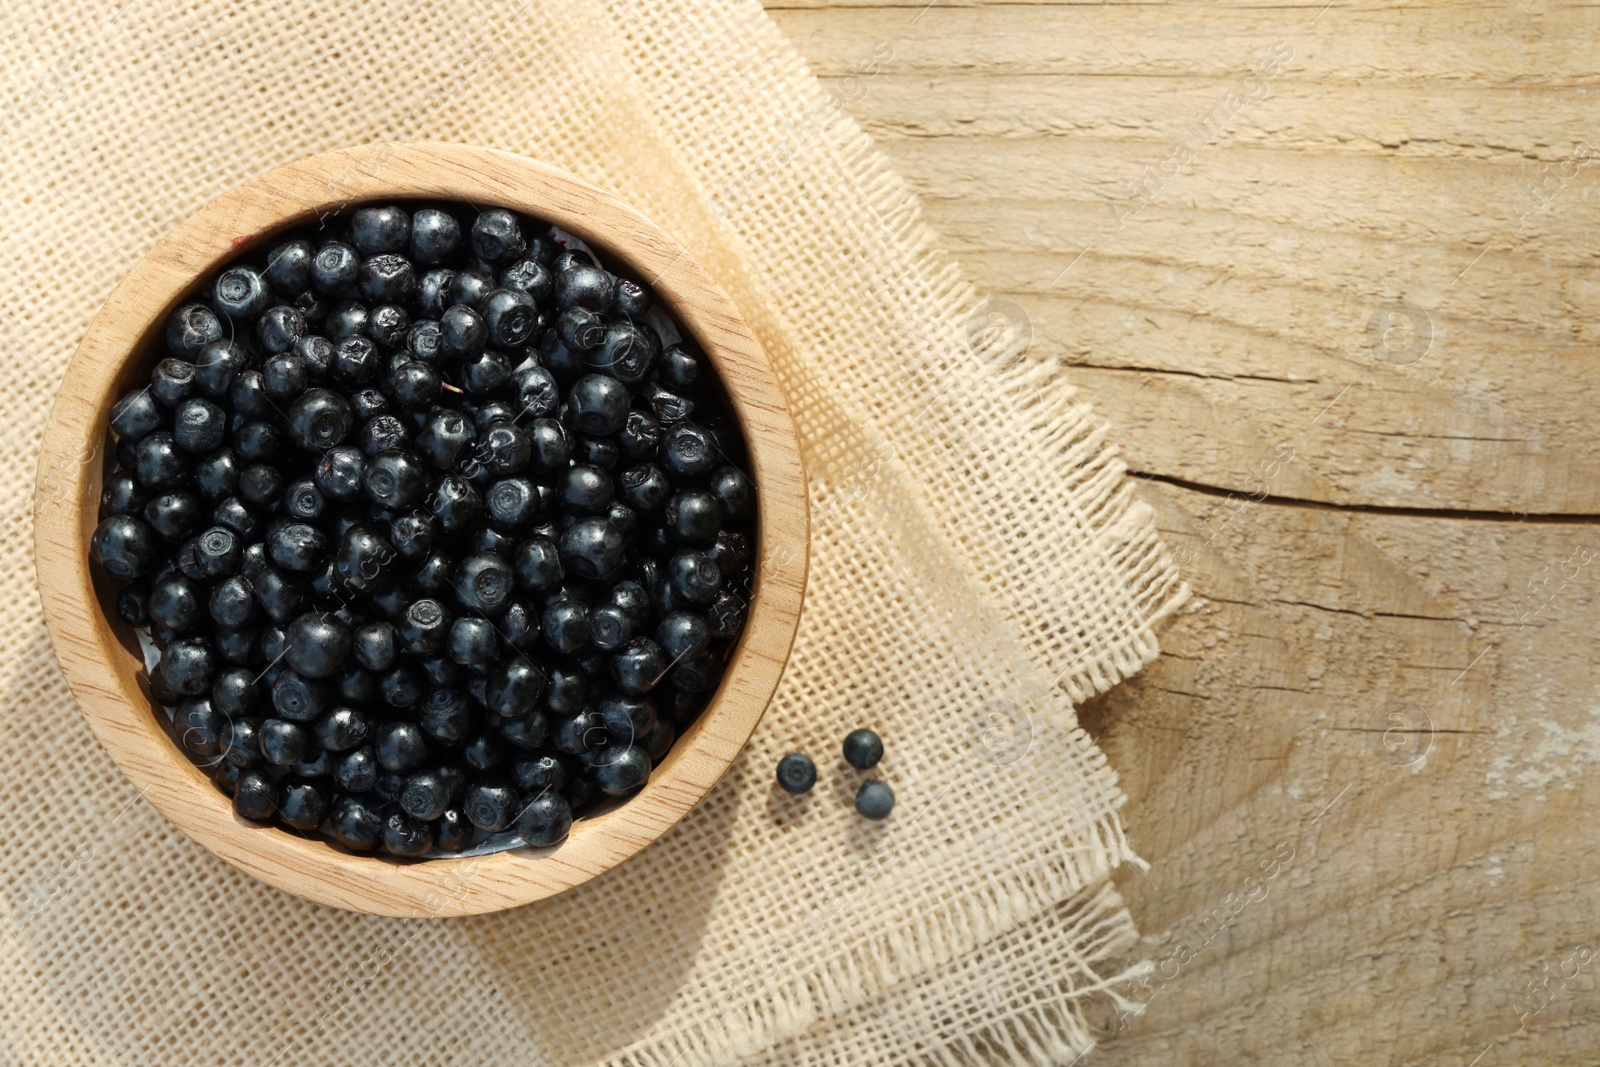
[32,143,807,917]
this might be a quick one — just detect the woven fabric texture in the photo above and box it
[0,0,1186,1063]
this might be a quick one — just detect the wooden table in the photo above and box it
[767,3,1600,1063]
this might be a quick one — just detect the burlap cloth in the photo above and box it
[0,1,1187,1063]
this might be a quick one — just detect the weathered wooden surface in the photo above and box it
[768,2,1600,1062]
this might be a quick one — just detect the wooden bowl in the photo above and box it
[32,143,808,917]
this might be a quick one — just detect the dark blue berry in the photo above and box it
[265,239,313,295]
[238,463,284,509]
[212,497,260,540]
[280,782,330,831]
[160,636,214,695]
[145,575,201,633]
[512,753,568,794]
[567,374,631,436]
[267,523,328,573]
[257,305,307,355]
[362,449,428,511]
[486,657,546,718]
[558,306,606,351]
[262,351,308,404]
[513,536,563,590]
[541,599,590,655]
[482,288,538,347]
[497,712,548,751]
[333,746,379,794]
[435,808,473,851]
[618,410,661,462]
[543,668,586,715]
[333,336,381,385]
[516,791,572,846]
[709,531,750,577]
[593,746,650,796]
[218,716,261,768]
[357,254,416,305]
[558,517,625,580]
[271,671,328,722]
[410,208,460,265]
[842,728,884,770]
[392,361,441,409]
[176,698,225,758]
[233,770,278,821]
[463,780,518,832]
[454,552,514,615]
[555,263,612,312]
[459,732,502,774]
[311,242,360,293]
[855,779,895,820]
[234,421,284,464]
[314,706,369,751]
[612,278,652,317]
[295,335,335,380]
[259,718,308,765]
[470,209,525,264]
[671,649,723,693]
[213,265,271,321]
[498,257,552,302]
[399,770,453,821]
[439,304,486,359]
[374,720,428,774]
[709,466,754,521]
[133,432,187,490]
[598,694,656,743]
[656,611,711,662]
[327,300,369,341]
[478,422,531,476]
[591,321,658,383]
[376,661,421,708]
[776,753,816,794]
[172,396,228,454]
[331,794,383,850]
[415,270,453,319]
[229,370,274,420]
[590,603,634,650]
[612,637,668,696]
[619,463,672,513]
[193,451,238,501]
[350,205,410,255]
[144,491,204,542]
[665,490,721,545]
[642,383,694,424]
[459,349,512,395]
[284,612,351,679]
[661,422,719,479]
[668,550,721,603]
[448,270,495,310]
[195,341,252,399]
[419,688,474,742]
[208,575,257,628]
[166,303,223,359]
[110,388,162,442]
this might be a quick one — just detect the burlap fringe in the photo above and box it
[602,814,1144,1066]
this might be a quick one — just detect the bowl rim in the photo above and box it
[32,142,808,918]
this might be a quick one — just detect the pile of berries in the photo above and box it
[89,203,756,858]
[776,729,895,819]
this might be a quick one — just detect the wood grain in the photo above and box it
[768,2,1600,1062]
[31,142,808,919]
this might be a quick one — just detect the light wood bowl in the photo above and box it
[32,143,808,917]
